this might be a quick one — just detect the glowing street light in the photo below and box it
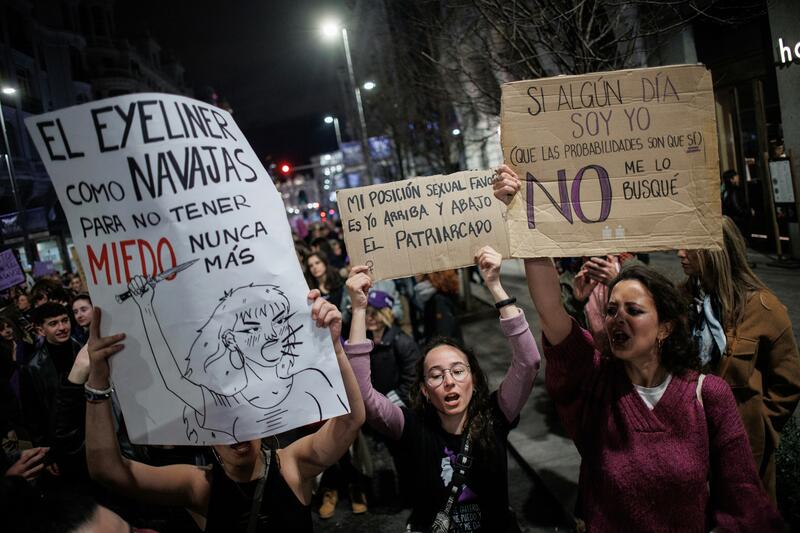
[362,81,376,91]
[319,18,373,185]
[452,128,461,136]
[324,115,342,149]
[320,19,340,40]
[1,86,17,95]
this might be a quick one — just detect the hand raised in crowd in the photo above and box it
[581,255,619,286]
[345,266,372,311]
[492,164,522,206]
[4,446,49,481]
[308,289,343,344]
[86,308,126,388]
[475,246,503,287]
[572,270,598,302]
[67,345,91,385]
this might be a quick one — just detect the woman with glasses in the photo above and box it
[344,246,540,532]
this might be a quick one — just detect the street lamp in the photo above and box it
[362,81,376,91]
[320,18,373,185]
[0,84,36,265]
[323,115,343,149]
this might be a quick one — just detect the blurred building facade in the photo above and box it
[0,0,189,272]
[343,0,799,256]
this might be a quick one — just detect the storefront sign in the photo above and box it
[777,37,800,64]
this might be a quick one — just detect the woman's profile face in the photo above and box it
[365,307,386,334]
[676,249,699,276]
[72,299,94,328]
[0,322,15,341]
[308,256,326,279]
[69,276,83,293]
[16,295,30,311]
[604,280,666,362]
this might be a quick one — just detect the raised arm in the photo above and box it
[492,165,572,344]
[84,308,210,514]
[283,291,365,484]
[345,266,405,439]
[126,276,204,413]
[475,246,541,422]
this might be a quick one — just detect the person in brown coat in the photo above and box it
[679,216,800,501]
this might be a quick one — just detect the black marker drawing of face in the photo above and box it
[187,285,303,403]
[227,300,291,368]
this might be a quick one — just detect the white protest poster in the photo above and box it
[25,94,349,445]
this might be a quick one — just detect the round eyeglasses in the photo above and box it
[424,363,471,388]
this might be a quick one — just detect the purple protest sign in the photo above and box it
[32,260,56,278]
[0,249,25,291]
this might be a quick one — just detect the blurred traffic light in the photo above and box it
[279,162,292,176]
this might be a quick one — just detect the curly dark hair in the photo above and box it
[607,265,700,375]
[409,337,496,459]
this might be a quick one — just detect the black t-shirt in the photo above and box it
[400,391,518,532]
[205,448,312,532]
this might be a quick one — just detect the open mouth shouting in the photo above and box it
[609,329,631,349]
[443,392,461,408]
[229,441,253,456]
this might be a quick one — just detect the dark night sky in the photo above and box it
[116,0,348,165]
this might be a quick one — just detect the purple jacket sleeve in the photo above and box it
[344,339,404,440]
[542,318,603,443]
[703,376,784,531]
[496,310,541,423]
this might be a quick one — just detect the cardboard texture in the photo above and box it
[501,64,722,257]
[337,170,510,280]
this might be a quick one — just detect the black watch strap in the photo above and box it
[494,297,517,310]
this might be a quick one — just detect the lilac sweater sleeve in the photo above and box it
[344,339,404,440]
[497,310,541,423]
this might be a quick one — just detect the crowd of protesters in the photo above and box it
[0,164,797,532]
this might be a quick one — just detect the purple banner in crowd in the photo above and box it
[32,260,56,278]
[0,249,25,291]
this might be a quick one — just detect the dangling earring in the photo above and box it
[657,337,664,354]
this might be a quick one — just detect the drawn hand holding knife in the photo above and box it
[116,259,199,304]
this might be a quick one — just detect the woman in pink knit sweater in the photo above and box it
[344,246,540,532]
[493,166,783,532]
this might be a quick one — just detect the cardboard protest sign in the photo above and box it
[70,246,88,289]
[501,64,722,257]
[337,170,510,280]
[25,94,348,445]
[0,249,25,291]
